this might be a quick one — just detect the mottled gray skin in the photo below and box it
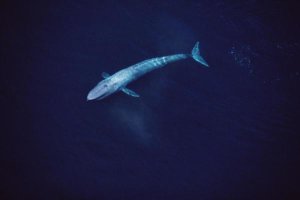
[87,54,188,100]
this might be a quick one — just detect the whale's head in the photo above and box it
[87,79,117,101]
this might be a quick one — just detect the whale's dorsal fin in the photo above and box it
[121,87,140,98]
[102,72,110,79]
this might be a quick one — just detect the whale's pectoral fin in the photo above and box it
[121,87,140,98]
[101,72,110,79]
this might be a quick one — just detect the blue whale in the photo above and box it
[87,42,209,101]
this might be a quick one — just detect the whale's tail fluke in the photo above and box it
[191,42,209,67]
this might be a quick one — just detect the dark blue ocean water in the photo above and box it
[2,1,300,199]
